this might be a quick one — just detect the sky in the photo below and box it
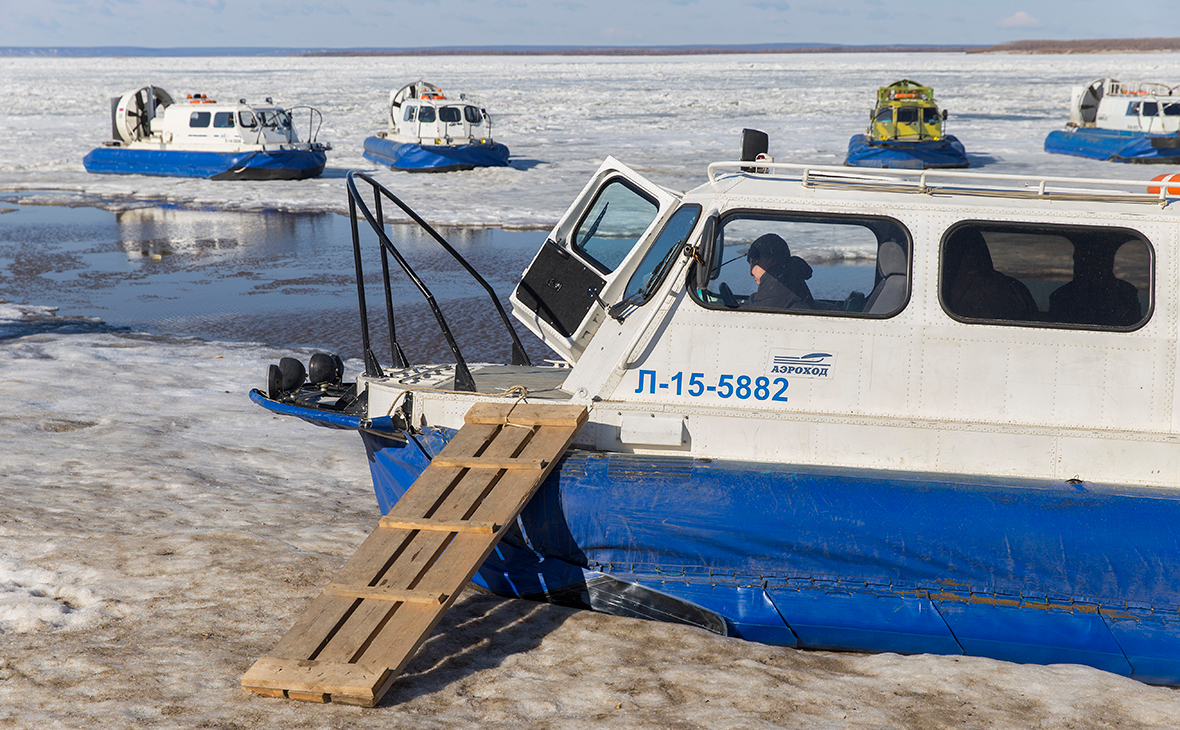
[0,0,1176,49]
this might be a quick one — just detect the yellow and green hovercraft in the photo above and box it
[845,80,968,169]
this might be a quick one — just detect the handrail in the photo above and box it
[346,171,531,392]
[284,105,325,145]
[706,161,1180,206]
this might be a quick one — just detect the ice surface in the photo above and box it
[3,302,1180,727]
[3,53,1180,228]
[7,53,1180,727]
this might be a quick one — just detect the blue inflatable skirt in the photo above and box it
[845,134,969,169]
[82,147,326,180]
[1045,127,1180,163]
[363,135,510,172]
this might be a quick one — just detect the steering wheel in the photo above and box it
[719,282,740,309]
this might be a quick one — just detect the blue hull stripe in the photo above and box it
[247,389,401,434]
[362,135,509,171]
[250,402,1180,684]
[845,134,969,169]
[1044,127,1180,163]
[83,147,326,179]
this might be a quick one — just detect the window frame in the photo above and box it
[689,208,913,319]
[189,111,211,128]
[937,220,1155,332]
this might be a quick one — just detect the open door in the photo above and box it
[511,157,681,363]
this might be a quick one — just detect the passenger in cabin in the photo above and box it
[746,233,815,310]
[1048,239,1142,327]
[942,228,1039,321]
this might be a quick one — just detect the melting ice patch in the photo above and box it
[0,554,117,634]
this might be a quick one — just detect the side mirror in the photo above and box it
[942,109,948,121]
[694,215,718,287]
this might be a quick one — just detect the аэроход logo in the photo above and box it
[767,350,836,379]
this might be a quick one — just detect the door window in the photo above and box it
[692,213,910,317]
[571,179,660,273]
[439,106,462,123]
[418,106,436,123]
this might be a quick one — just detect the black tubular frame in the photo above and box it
[346,171,532,392]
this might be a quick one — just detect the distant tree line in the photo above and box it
[966,38,1180,54]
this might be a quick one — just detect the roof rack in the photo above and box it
[706,161,1180,207]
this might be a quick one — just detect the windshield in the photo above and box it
[258,110,291,130]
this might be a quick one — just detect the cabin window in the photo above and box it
[439,106,462,123]
[570,178,660,273]
[213,112,235,128]
[1127,102,1141,115]
[238,111,257,128]
[875,108,892,123]
[940,222,1151,330]
[1164,102,1180,116]
[465,106,482,124]
[403,105,416,122]
[189,111,211,128]
[418,106,436,123]
[1142,102,1160,116]
[896,107,919,124]
[621,204,702,305]
[691,212,910,317]
[922,107,941,123]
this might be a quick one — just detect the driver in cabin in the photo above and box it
[746,233,815,310]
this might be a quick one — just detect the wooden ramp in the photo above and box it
[241,401,588,706]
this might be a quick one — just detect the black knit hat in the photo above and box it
[747,233,791,267]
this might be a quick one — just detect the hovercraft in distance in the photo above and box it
[1044,78,1180,163]
[83,85,330,180]
[362,81,509,172]
[845,80,968,169]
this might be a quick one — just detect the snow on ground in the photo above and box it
[2,302,1180,729]
[2,53,1180,228]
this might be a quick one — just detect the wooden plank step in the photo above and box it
[242,401,588,707]
[429,456,548,470]
[323,583,448,604]
[377,517,500,534]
